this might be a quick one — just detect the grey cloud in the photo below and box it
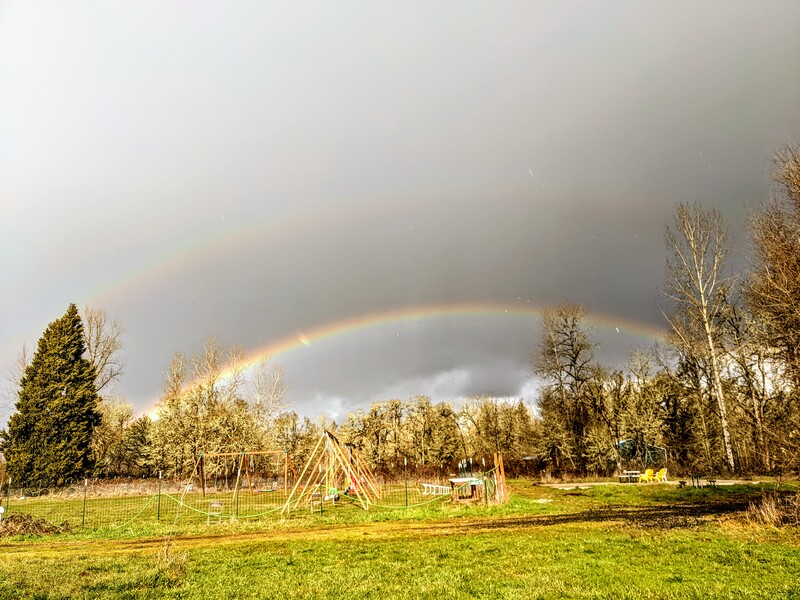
[1,2,799,423]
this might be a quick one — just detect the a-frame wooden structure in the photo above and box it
[281,430,381,514]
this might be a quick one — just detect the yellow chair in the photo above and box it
[639,468,655,483]
[654,468,667,483]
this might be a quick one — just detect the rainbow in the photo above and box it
[89,191,430,309]
[143,301,667,417]
[229,301,665,368]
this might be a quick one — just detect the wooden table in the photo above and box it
[619,470,640,483]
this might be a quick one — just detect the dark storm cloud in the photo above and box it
[1,2,799,423]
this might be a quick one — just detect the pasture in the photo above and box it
[1,480,799,599]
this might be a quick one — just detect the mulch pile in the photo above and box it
[0,513,70,537]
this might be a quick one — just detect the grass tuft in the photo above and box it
[747,491,800,526]
[154,537,190,588]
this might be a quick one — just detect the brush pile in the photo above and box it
[0,513,69,537]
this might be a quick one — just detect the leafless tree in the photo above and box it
[533,303,603,474]
[0,344,30,421]
[152,339,267,476]
[663,202,735,471]
[11,343,30,387]
[3,343,29,394]
[746,145,800,389]
[250,358,288,426]
[534,303,600,399]
[82,306,124,393]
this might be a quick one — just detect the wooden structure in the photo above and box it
[282,431,381,514]
[449,453,508,504]
[449,477,485,501]
[196,450,295,497]
[494,452,508,503]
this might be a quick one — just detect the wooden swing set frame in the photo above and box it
[281,430,382,514]
[197,450,296,498]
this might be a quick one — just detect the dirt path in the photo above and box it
[0,498,751,559]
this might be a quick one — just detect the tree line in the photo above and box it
[2,146,799,486]
[533,147,800,477]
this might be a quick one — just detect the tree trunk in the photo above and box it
[705,326,735,472]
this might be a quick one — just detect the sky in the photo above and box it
[2,2,800,425]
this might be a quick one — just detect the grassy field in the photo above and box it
[0,480,456,530]
[1,481,799,599]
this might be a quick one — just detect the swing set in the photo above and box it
[196,450,296,497]
[282,430,381,514]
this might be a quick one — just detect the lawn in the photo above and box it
[1,481,799,599]
[0,479,455,530]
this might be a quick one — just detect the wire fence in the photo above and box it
[0,464,508,532]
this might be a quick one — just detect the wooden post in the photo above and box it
[493,453,500,503]
[498,453,507,503]
[244,452,254,496]
[284,450,289,493]
[329,438,371,509]
[404,457,408,509]
[233,452,244,519]
[282,434,326,515]
[349,445,381,501]
[482,458,488,506]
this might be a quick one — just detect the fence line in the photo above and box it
[0,463,508,532]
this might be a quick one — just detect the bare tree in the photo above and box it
[663,202,735,471]
[746,145,800,389]
[534,303,600,400]
[11,343,30,388]
[719,302,773,471]
[533,303,604,474]
[82,306,124,393]
[250,358,288,426]
[0,344,30,422]
[3,343,29,394]
[151,339,268,476]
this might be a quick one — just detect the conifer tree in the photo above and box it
[0,304,101,487]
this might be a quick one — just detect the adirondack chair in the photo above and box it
[639,468,655,483]
[654,468,668,483]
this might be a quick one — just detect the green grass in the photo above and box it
[1,481,799,599]
[0,479,456,531]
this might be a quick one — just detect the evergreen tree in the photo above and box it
[0,304,101,487]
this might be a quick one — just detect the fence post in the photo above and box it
[4,477,10,516]
[235,462,241,520]
[318,465,323,516]
[82,478,88,530]
[157,471,162,522]
[493,453,500,503]
[404,457,408,509]
[483,458,488,506]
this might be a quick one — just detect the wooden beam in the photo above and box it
[498,454,508,503]
[282,434,326,515]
